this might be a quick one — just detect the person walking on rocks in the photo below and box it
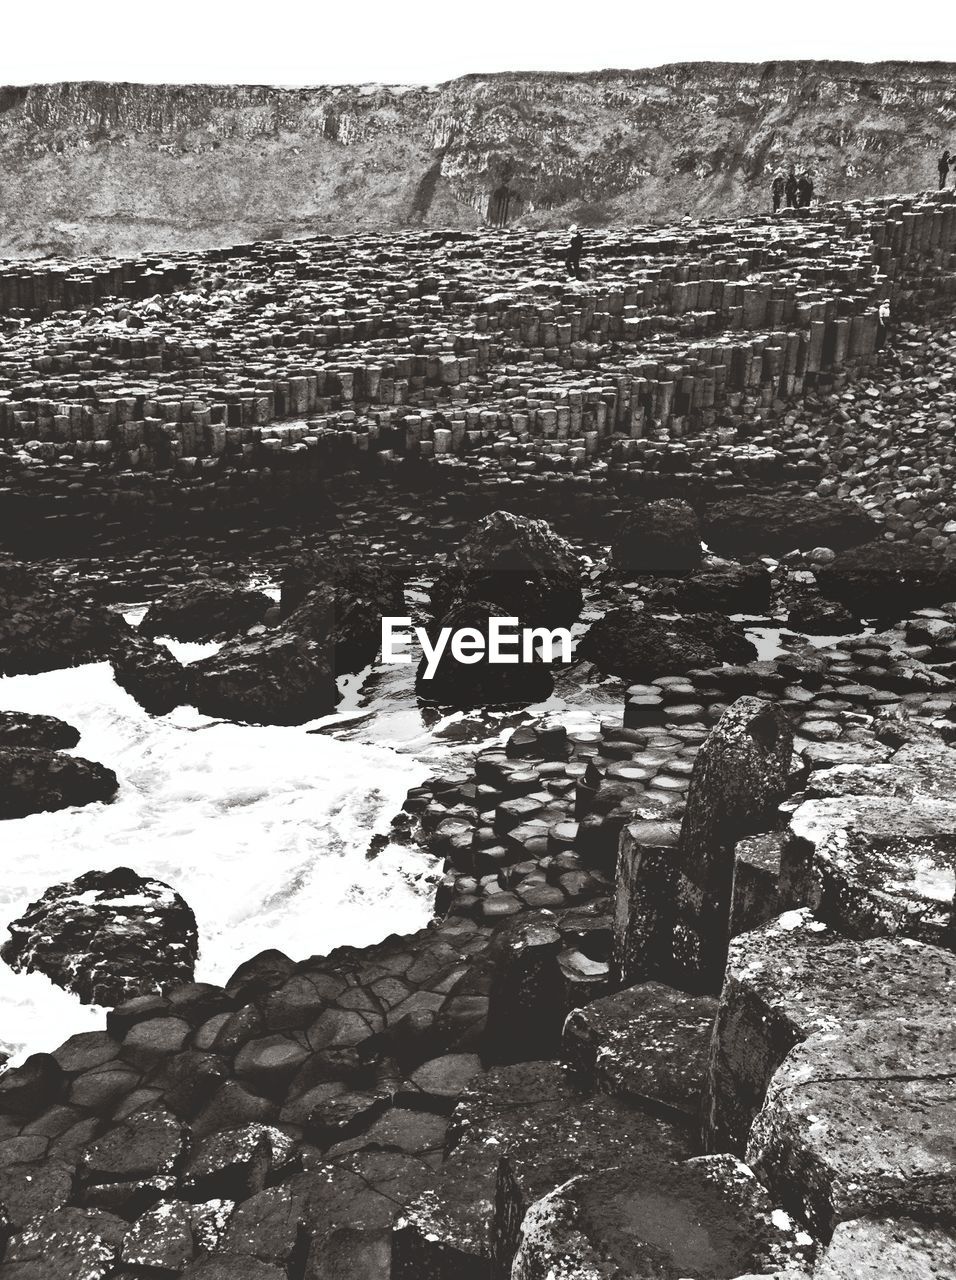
[785,168,799,209]
[771,173,786,213]
[876,296,892,351]
[566,225,584,277]
[939,150,952,190]
[797,173,814,209]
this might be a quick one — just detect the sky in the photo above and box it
[2,0,954,85]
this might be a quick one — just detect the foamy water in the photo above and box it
[0,658,435,1063]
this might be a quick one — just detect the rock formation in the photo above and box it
[2,868,198,1007]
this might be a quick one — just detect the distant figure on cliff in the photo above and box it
[771,174,786,213]
[785,168,799,209]
[797,173,814,209]
[939,150,951,190]
[566,225,584,277]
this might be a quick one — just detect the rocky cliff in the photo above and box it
[1,62,956,257]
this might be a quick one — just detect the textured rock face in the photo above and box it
[429,511,583,631]
[140,580,273,641]
[562,982,717,1121]
[190,630,336,725]
[671,698,794,990]
[703,911,956,1154]
[704,494,878,557]
[0,710,80,750]
[0,746,118,819]
[3,65,955,257]
[415,599,555,709]
[579,609,756,683]
[816,541,956,618]
[511,1156,811,1280]
[280,553,405,675]
[813,1216,956,1279]
[110,630,191,716]
[787,794,956,946]
[0,558,122,676]
[2,868,198,1007]
[747,1017,956,1238]
[611,499,702,574]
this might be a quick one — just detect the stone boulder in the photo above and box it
[110,630,191,716]
[787,596,860,634]
[2,868,198,1007]
[578,608,756,683]
[747,1016,956,1238]
[3,1206,128,1280]
[611,498,702,575]
[672,559,772,614]
[280,551,405,674]
[671,697,793,990]
[512,1155,812,1280]
[704,494,878,557]
[563,981,717,1122]
[415,600,554,709]
[813,1216,956,1279]
[140,580,273,641]
[0,711,80,750]
[703,911,956,1154]
[786,794,956,946]
[0,558,124,676]
[816,541,956,619]
[0,746,117,819]
[429,511,583,630]
[190,629,336,725]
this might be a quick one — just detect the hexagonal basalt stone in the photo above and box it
[233,1034,311,1096]
[3,1205,128,1279]
[446,1061,692,1273]
[813,1215,956,1278]
[747,1017,956,1238]
[787,795,956,946]
[121,1197,234,1272]
[0,1157,74,1229]
[704,910,956,1154]
[512,1155,813,1279]
[182,1124,298,1201]
[562,981,717,1122]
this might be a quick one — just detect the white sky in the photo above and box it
[2,0,954,85]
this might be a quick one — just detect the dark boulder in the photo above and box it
[611,498,702,574]
[816,541,956,618]
[278,551,404,674]
[0,747,117,819]
[787,596,860,634]
[704,494,878,557]
[415,600,554,709]
[0,711,80,750]
[0,558,123,676]
[429,511,582,630]
[672,559,773,614]
[578,608,756,683]
[2,868,198,1007]
[190,630,336,725]
[672,697,794,991]
[110,630,190,716]
[140,580,273,642]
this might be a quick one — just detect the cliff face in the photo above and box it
[2,63,955,258]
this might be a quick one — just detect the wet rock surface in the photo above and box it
[2,869,199,1007]
[0,747,118,820]
[140,581,273,642]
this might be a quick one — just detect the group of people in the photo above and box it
[771,168,814,213]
